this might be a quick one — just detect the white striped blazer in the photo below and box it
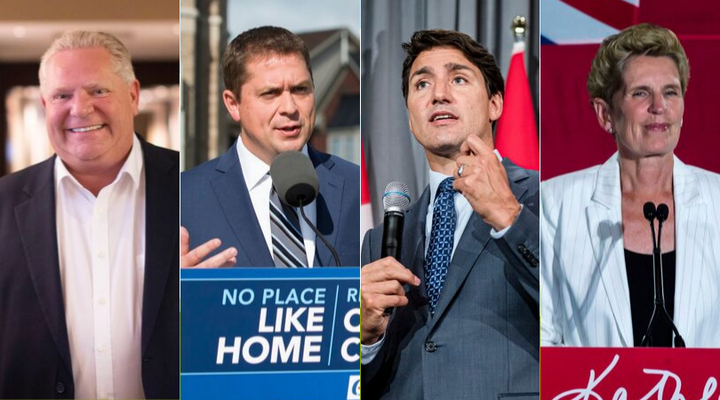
[541,152,720,347]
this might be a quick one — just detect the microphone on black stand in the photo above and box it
[270,151,341,267]
[380,181,411,316]
[640,202,686,348]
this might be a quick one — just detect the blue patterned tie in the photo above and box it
[424,177,456,314]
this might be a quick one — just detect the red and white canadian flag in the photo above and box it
[360,143,374,238]
[495,40,539,170]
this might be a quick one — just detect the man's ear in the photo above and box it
[222,89,242,121]
[129,79,140,116]
[488,93,503,122]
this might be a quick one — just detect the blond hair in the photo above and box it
[39,30,136,90]
[587,23,689,108]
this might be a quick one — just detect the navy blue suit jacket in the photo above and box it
[181,141,360,267]
[361,159,540,400]
[0,140,179,399]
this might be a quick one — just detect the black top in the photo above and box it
[624,249,676,347]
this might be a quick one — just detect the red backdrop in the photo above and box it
[541,1,720,180]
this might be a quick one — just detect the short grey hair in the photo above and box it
[39,30,136,90]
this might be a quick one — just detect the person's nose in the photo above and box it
[648,93,666,115]
[431,79,453,105]
[70,92,94,118]
[278,91,299,116]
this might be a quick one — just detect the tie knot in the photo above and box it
[438,177,455,194]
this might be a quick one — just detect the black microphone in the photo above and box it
[655,203,685,348]
[380,181,410,316]
[640,202,685,348]
[643,202,658,250]
[270,151,341,267]
[381,181,411,260]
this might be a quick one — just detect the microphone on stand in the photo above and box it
[640,202,685,348]
[270,151,341,267]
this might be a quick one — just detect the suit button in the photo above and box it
[424,341,437,352]
[56,382,65,394]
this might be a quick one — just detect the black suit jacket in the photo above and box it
[181,141,360,267]
[0,140,179,399]
[361,159,540,400]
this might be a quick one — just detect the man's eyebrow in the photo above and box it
[446,63,472,73]
[258,85,282,94]
[411,66,433,80]
[290,79,313,88]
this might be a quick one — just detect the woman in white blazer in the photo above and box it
[541,23,720,348]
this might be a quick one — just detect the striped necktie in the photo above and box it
[424,177,456,314]
[270,186,308,267]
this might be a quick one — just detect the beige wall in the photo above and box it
[0,0,178,20]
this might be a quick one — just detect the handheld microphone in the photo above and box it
[380,181,411,316]
[640,202,685,348]
[381,181,411,259]
[270,151,340,267]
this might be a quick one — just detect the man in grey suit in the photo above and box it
[360,29,539,399]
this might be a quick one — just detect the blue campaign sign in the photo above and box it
[181,268,361,400]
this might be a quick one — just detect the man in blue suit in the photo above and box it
[181,26,359,268]
[0,31,178,399]
[360,30,539,399]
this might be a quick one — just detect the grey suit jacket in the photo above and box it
[361,159,539,400]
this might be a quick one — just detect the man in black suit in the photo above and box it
[0,31,178,399]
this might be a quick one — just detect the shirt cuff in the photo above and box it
[490,205,524,239]
[360,336,385,365]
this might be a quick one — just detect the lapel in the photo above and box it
[585,153,632,346]
[671,156,704,342]
[309,147,344,267]
[14,157,73,374]
[141,141,178,351]
[210,141,274,266]
[405,187,430,278]
[427,159,529,331]
[403,187,431,322]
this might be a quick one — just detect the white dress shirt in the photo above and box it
[236,136,317,267]
[56,135,146,400]
[362,151,513,363]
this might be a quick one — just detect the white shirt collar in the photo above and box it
[235,135,310,188]
[55,134,144,193]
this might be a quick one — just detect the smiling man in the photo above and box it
[0,31,178,399]
[360,29,540,399]
[181,26,359,268]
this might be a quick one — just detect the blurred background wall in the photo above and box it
[181,0,361,171]
[0,0,179,176]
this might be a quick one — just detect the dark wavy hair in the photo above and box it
[401,29,504,103]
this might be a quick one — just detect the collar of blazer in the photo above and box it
[16,136,178,374]
[212,140,345,266]
[587,151,706,346]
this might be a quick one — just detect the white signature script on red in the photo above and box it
[552,354,718,400]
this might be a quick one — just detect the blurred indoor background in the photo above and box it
[0,0,180,176]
